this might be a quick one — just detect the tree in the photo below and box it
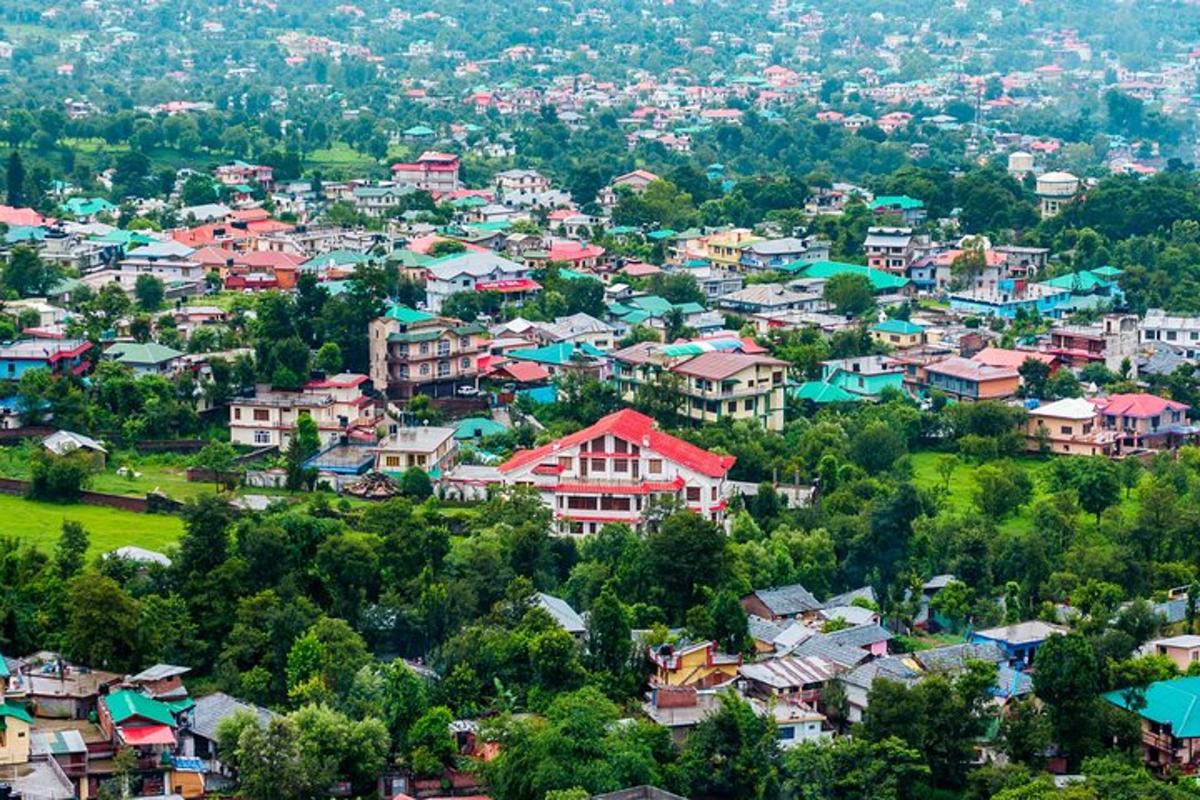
[1074,458,1121,523]
[679,691,781,800]
[55,520,90,578]
[28,450,92,502]
[1018,359,1051,399]
[407,706,457,777]
[134,274,165,311]
[181,174,219,207]
[586,586,631,675]
[64,572,141,671]
[822,273,875,316]
[231,716,326,800]
[315,342,342,374]
[710,589,749,654]
[379,660,429,749]
[849,420,906,474]
[973,462,1033,520]
[193,441,238,491]
[427,240,467,258]
[1032,633,1099,766]
[4,245,59,297]
[643,512,730,620]
[6,151,24,205]
[178,494,235,577]
[285,415,322,491]
[399,467,433,499]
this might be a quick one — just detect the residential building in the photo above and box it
[0,338,93,380]
[1098,393,1192,449]
[390,151,461,194]
[969,621,1068,667]
[948,283,1073,319]
[424,252,537,313]
[869,319,925,349]
[1102,676,1200,773]
[497,408,736,535]
[643,684,826,747]
[596,169,659,209]
[741,583,823,622]
[737,237,830,272]
[228,373,379,449]
[352,184,415,218]
[535,593,586,638]
[818,356,905,401]
[648,641,741,688]
[537,312,618,350]
[786,260,913,296]
[179,693,273,792]
[863,227,916,274]
[494,168,551,196]
[103,342,185,376]
[1142,309,1200,351]
[368,313,488,401]
[1149,636,1200,672]
[214,160,273,189]
[1026,397,1116,456]
[96,689,182,797]
[868,195,926,225]
[374,425,458,476]
[923,356,1020,401]
[611,342,788,431]
[704,229,762,271]
[0,657,32,766]
[717,285,825,315]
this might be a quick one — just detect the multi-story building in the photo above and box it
[923,356,1020,401]
[0,338,93,380]
[390,151,461,194]
[374,425,459,476]
[214,160,274,189]
[497,408,736,535]
[494,168,551,196]
[737,237,830,272]
[1097,393,1191,449]
[368,313,488,401]
[352,184,414,218]
[1103,676,1200,774]
[228,373,379,449]
[1025,397,1117,456]
[863,227,916,274]
[1142,309,1200,351]
[611,341,789,431]
[424,251,538,313]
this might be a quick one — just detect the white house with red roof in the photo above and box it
[498,409,735,535]
[596,169,660,209]
[391,151,461,195]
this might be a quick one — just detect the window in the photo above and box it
[649,459,663,474]
[420,342,430,355]
[234,408,242,420]
[777,726,796,740]
[614,459,628,473]
[420,364,430,375]
[253,430,271,445]
[253,409,269,422]
[460,357,470,369]
[686,486,701,502]
[591,458,604,471]
[384,455,401,468]
[1060,426,1073,435]
[744,398,754,411]
[438,341,450,357]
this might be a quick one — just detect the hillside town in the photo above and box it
[5,2,1200,800]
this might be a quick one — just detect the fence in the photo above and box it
[0,476,151,512]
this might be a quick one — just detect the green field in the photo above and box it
[2,494,183,556]
[909,450,1143,535]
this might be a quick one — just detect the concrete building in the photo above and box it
[1035,171,1080,218]
[228,373,379,449]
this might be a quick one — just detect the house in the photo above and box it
[1149,636,1200,672]
[819,356,905,401]
[178,693,273,791]
[868,195,926,225]
[494,168,551,196]
[390,152,461,194]
[368,314,488,401]
[737,237,830,272]
[128,664,190,701]
[1098,393,1193,449]
[870,319,925,349]
[786,259,913,296]
[611,342,788,431]
[948,283,1073,320]
[373,426,458,476]
[0,656,32,765]
[643,685,826,747]
[648,641,741,688]
[538,313,618,350]
[352,184,414,218]
[214,160,273,189]
[97,689,183,797]
[1102,676,1200,773]
[596,169,659,208]
[228,373,379,449]
[969,621,1068,668]
[1142,309,1200,350]
[738,654,837,709]
[717,285,825,315]
[863,227,916,274]
[1026,397,1116,456]
[741,583,823,622]
[923,357,1020,401]
[0,339,93,380]
[424,252,538,313]
[42,430,107,468]
[103,342,185,376]
[505,342,609,379]
[535,593,586,637]
[497,409,735,535]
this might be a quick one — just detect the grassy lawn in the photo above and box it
[185,291,253,312]
[306,143,379,173]
[909,450,1143,535]
[0,494,183,556]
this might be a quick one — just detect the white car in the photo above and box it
[456,386,480,397]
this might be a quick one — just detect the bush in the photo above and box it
[28,452,92,502]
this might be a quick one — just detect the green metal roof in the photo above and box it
[1103,677,1200,737]
[0,702,32,725]
[792,260,910,292]
[454,417,507,440]
[385,305,436,324]
[793,381,861,404]
[872,319,924,335]
[629,295,674,316]
[0,656,8,678]
[1039,269,1118,292]
[647,229,677,241]
[869,195,925,211]
[304,250,369,268]
[104,689,176,727]
[506,342,606,366]
[106,342,185,365]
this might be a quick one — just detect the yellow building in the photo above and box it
[648,641,742,688]
[869,319,926,349]
[703,229,762,270]
[0,661,32,766]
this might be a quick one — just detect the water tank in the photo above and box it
[1007,151,1034,175]
[1036,171,1080,197]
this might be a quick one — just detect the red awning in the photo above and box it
[475,278,541,293]
[119,724,176,746]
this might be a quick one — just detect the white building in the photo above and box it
[228,373,379,449]
[497,408,735,535]
[424,251,536,313]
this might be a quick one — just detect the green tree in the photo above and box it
[823,273,875,316]
[64,572,141,671]
[134,274,165,311]
[586,586,631,675]
[315,342,343,374]
[4,245,59,297]
[55,520,90,579]
[973,462,1033,520]
[193,441,238,491]
[1074,458,1121,523]
[1032,633,1099,767]
[407,705,457,777]
[6,151,24,205]
[680,691,781,800]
